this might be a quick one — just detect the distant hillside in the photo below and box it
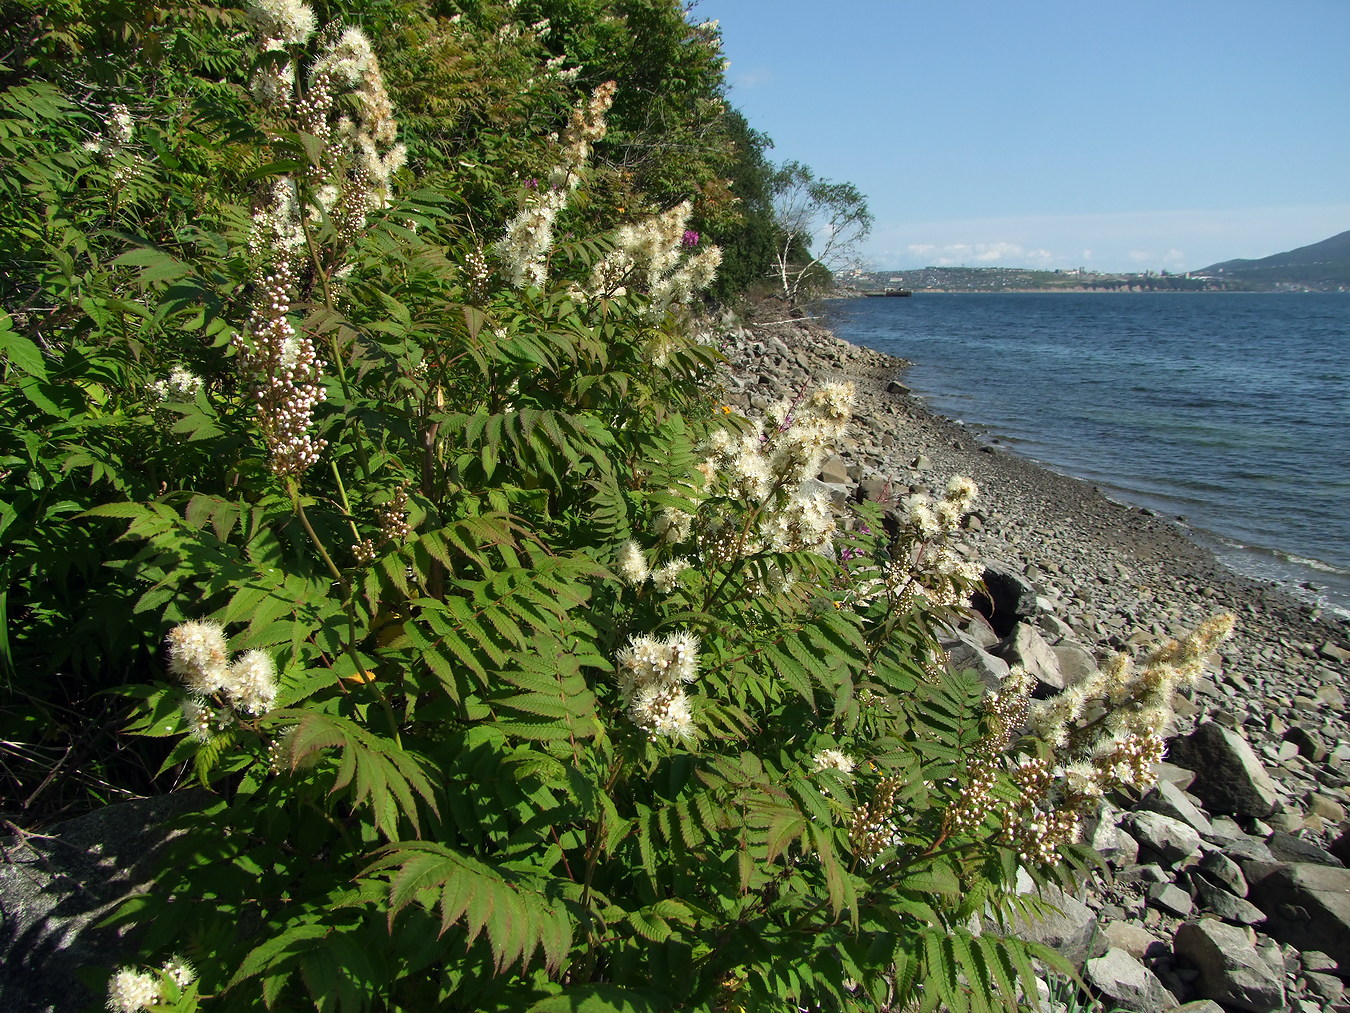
[1197,230,1350,290]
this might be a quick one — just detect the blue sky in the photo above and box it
[701,0,1350,273]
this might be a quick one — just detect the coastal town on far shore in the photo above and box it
[841,228,1350,293]
[842,265,1347,294]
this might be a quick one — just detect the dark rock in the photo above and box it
[1330,826,1350,866]
[1266,830,1343,868]
[1246,861,1350,967]
[1283,725,1329,762]
[1174,920,1287,1013]
[1167,722,1281,819]
[971,561,1039,637]
[1191,875,1266,924]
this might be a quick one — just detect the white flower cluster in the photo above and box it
[166,620,279,722]
[810,748,856,775]
[846,474,981,609]
[147,365,203,402]
[582,201,724,316]
[83,102,135,159]
[496,81,616,288]
[615,631,700,740]
[106,956,195,1012]
[616,538,690,594]
[311,26,406,217]
[245,0,315,45]
[699,382,855,559]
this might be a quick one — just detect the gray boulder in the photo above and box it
[993,622,1064,696]
[1173,920,1286,1013]
[1123,810,1202,865]
[943,633,1011,693]
[1138,780,1214,837]
[1191,875,1266,925]
[1083,947,1179,1012]
[0,791,209,1013]
[1167,722,1281,818]
[1011,876,1103,967]
[1051,642,1098,687]
[1246,861,1350,967]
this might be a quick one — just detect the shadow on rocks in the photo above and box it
[0,790,211,1012]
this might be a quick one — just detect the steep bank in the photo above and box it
[718,301,1350,1012]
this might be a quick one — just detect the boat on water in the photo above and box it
[864,289,912,298]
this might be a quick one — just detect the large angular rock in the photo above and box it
[1139,780,1215,837]
[1173,920,1286,1013]
[1123,810,1202,864]
[1167,722,1281,818]
[1089,805,1140,868]
[1246,861,1350,967]
[993,622,1064,695]
[1266,830,1343,867]
[1084,947,1179,1011]
[1011,876,1103,968]
[0,791,209,1013]
[943,632,1011,693]
[1051,642,1098,687]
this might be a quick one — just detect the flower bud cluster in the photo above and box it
[849,774,904,864]
[377,485,411,543]
[233,248,328,476]
[166,620,280,724]
[614,631,700,740]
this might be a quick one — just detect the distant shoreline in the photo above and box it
[837,286,1347,296]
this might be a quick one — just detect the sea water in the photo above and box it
[826,292,1350,617]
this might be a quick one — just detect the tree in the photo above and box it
[769,159,872,304]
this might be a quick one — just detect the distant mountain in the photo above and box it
[1197,230,1350,290]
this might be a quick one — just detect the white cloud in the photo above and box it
[732,68,773,90]
[901,241,1056,267]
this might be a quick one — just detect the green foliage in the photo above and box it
[3,3,1094,1011]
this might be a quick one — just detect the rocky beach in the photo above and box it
[720,300,1350,1012]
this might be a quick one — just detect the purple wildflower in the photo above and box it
[681,229,700,248]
